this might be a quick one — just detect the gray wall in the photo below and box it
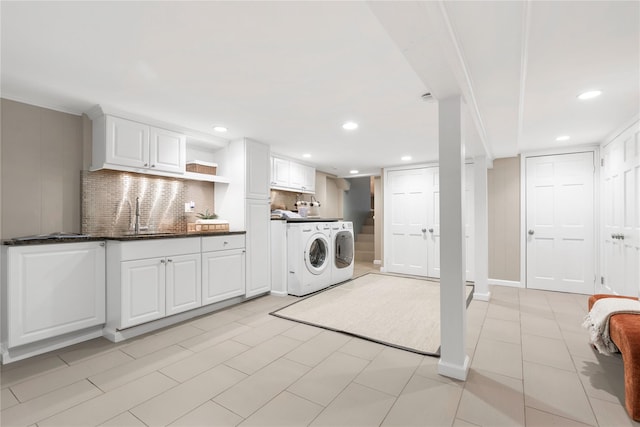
[1,99,215,240]
[1,99,84,239]
[343,176,371,238]
[488,156,521,281]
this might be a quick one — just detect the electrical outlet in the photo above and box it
[184,201,195,213]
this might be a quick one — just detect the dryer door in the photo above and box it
[305,233,330,275]
[335,231,354,268]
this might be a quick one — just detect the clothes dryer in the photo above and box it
[287,222,333,296]
[332,221,354,284]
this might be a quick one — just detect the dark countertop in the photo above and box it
[3,236,106,246]
[285,218,342,223]
[105,230,246,241]
[3,230,246,246]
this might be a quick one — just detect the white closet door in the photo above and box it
[526,152,595,294]
[602,124,640,297]
[387,168,429,276]
[426,167,441,278]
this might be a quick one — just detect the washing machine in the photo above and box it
[287,222,333,296]
[332,221,354,284]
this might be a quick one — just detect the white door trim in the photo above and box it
[520,146,600,291]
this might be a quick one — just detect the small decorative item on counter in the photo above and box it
[309,196,321,217]
[187,220,229,233]
[195,209,218,223]
[189,209,228,232]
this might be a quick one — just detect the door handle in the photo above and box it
[528,229,535,235]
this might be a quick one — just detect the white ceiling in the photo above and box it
[1,1,638,177]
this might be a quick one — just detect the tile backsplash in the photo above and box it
[270,189,317,211]
[82,170,214,236]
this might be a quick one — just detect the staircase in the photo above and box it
[355,213,375,262]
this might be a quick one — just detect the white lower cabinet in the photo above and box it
[120,253,201,328]
[106,237,201,331]
[1,242,106,360]
[246,199,271,297]
[202,235,246,305]
[121,258,166,328]
[166,254,202,316]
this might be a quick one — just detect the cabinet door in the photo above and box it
[303,164,316,193]
[149,127,186,174]
[246,199,271,297]
[7,242,106,348]
[246,140,270,199]
[289,162,306,190]
[271,157,290,187]
[202,249,246,305]
[121,258,165,328]
[165,253,201,316]
[106,116,149,168]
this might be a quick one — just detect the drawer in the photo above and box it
[117,237,201,261]
[202,234,245,252]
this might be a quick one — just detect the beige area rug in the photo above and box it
[271,273,474,356]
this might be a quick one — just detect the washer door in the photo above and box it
[305,233,330,275]
[335,231,354,268]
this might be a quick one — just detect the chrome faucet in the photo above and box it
[134,197,141,234]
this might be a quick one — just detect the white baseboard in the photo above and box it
[103,296,246,343]
[438,355,470,381]
[488,278,523,288]
[2,326,103,364]
[473,291,491,302]
[270,290,288,297]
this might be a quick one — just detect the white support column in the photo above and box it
[473,155,491,301]
[437,96,470,381]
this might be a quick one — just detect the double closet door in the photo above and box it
[385,165,474,280]
[602,123,640,297]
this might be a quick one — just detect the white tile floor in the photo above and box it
[1,262,639,426]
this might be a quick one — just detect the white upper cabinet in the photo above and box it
[149,126,186,174]
[93,115,186,176]
[106,116,149,168]
[246,139,271,199]
[271,156,290,187]
[270,156,315,194]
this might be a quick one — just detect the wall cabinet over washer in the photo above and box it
[91,114,186,175]
[270,156,315,193]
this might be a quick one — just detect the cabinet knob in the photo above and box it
[144,163,149,167]
[528,229,535,235]
[99,242,105,247]
[223,241,229,245]
[167,258,173,263]
[160,259,166,264]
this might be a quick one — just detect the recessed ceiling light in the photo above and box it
[556,135,571,141]
[577,90,602,100]
[213,126,228,132]
[349,170,359,174]
[302,153,311,158]
[401,155,412,161]
[342,121,358,130]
